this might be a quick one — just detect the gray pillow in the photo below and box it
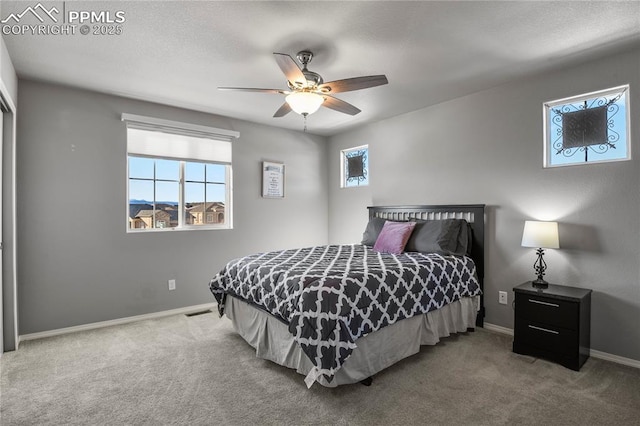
[460,222,473,255]
[361,217,387,246]
[405,219,469,255]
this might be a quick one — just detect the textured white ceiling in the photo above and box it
[2,1,640,135]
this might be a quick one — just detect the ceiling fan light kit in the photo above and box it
[219,50,388,124]
[285,91,324,116]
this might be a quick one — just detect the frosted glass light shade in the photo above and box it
[521,221,560,249]
[286,92,324,115]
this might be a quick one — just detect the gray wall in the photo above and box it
[328,48,640,362]
[17,80,328,334]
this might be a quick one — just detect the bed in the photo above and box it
[209,204,485,388]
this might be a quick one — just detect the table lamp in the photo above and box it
[521,220,560,288]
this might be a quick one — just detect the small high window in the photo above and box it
[543,85,630,167]
[341,145,369,188]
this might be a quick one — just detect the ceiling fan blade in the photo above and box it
[273,53,306,86]
[218,87,287,94]
[319,75,388,94]
[322,95,361,115]
[273,102,292,118]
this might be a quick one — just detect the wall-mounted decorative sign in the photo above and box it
[262,161,285,198]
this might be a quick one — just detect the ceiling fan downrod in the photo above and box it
[296,50,323,87]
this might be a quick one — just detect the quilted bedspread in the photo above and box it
[209,244,481,385]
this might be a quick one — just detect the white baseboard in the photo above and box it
[589,349,640,369]
[483,322,640,369]
[19,303,217,343]
[483,322,514,336]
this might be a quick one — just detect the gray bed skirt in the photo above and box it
[225,295,480,387]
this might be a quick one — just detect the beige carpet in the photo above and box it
[1,311,639,425]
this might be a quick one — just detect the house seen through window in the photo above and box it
[128,157,229,230]
[123,114,238,232]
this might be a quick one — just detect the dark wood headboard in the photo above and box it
[367,204,486,327]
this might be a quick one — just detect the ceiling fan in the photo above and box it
[218,51,388,118]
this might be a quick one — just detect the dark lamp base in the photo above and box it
[531,248,549,289]
[532,278,549,289]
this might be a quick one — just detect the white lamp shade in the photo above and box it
[286,92,324,115]
[521,221,560,249]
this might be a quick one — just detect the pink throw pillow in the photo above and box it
[373,221,416,254]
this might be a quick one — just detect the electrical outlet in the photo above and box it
[168,279,176,291]
[498,291,508,305]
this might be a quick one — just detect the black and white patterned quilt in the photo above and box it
[209,244,481,385]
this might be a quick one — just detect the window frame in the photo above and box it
[543,85,631,168]
[123,113,238,233]
[127,156,233,232]
[340,144,369,188]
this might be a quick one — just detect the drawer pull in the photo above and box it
[528,325,559,335]
[528,299,559,308]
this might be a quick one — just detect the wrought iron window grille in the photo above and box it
[544,85,629,167]
[345,149,368,186]
[551,93,622,162]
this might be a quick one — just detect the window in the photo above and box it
[123,114,239,232]
[341,145,369,188]
[543,85,630,167]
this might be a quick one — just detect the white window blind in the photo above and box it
[122,113,239,163]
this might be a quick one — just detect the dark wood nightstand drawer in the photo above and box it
[515,293,578,330]
[514,320,576,355]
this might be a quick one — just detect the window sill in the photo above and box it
[127,225,232,234]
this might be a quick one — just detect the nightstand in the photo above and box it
[512,281,592,371]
